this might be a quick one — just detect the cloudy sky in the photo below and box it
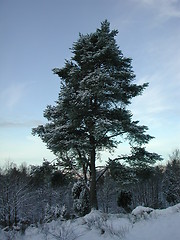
[0,0,180,166]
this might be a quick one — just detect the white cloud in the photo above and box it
[0,82,26,109]
[0,119,44,128]
[133,0,180,19]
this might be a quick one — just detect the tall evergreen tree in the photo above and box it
[32,20,159,210]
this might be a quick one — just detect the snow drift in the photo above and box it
[1,204,180,240]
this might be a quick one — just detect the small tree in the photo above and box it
[72,181,90,216]
[169,149,180,162]
[32,20,161,210]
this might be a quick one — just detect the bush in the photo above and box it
[72,181,90,216]
[117,190,132,213]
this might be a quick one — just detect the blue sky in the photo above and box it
[0,0,180,166]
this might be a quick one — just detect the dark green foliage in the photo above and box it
[30,160,70,188]
[51,171,67,187]
[124,146,162,168]
[30,160,54,187]
[134,165,154,181]
[117,190,132,213]
[108,158,134,185]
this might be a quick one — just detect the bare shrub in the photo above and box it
[42,220,77,240]
[1,229,20,240]
[84,211,129,239]
[101,221,129,239]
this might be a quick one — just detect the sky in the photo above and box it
[0,0,180,167]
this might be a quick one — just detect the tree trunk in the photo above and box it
[90,137,98,210]
[89,96,98,210]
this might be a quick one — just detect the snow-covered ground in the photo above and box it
[1,204,180,240]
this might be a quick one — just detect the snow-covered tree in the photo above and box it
[32,20,160,210]
[169,149,180,162]
[44,203,65,222]
[162,159,180,205]
[72,181,90,216]
[0,165,30,227]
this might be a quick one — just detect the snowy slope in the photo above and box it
[1,204,180,240]
[126,204,180,240]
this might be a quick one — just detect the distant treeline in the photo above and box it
[0,149,180,230]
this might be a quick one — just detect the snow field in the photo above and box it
[1,204,180,240]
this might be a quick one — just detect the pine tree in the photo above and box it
[32,20,160,210]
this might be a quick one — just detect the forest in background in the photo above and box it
[0,149,180,232]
